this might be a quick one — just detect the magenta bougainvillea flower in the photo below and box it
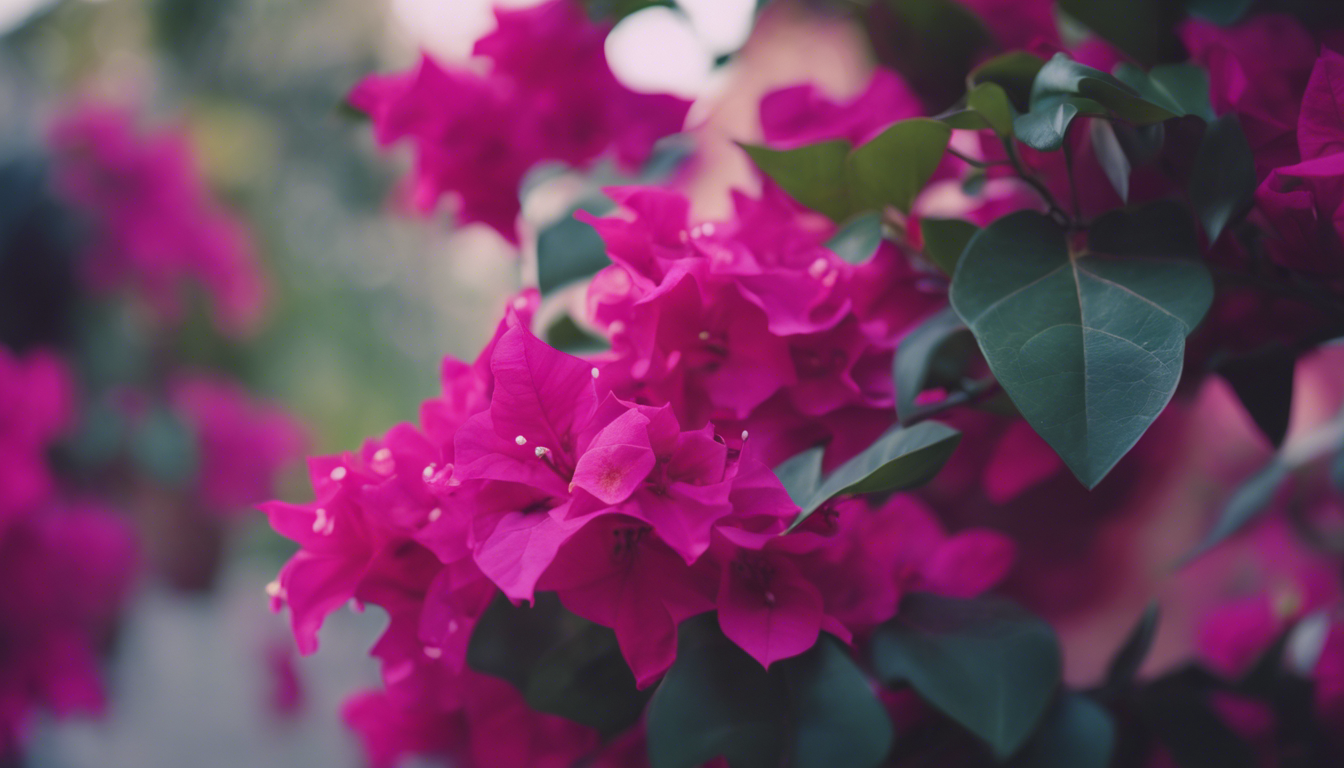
[48,105,268,336]
[0,348,73,525]
[349,0,690,242]
[170,374,307,515]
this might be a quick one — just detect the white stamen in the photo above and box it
[448,619,460,634]
[515,435,528,446]
[423,646,443,659]
[428,507,442,522]
[422,464,436,480]
[821,271,838,288]
[535,446,550,458]
[698,331,710,341]
[265,580,283,598]
[741,430,749,441]
[512,295,529,310]
[609,321,626,335]
[591,367,600,379]
[312,508,329,533]
[701,222,716,236]
[808,257,829,278]
[373,448,391,463]
[329,466,347,481]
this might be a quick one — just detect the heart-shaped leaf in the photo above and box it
[741,141,853,222]
[920,218,979,276]
[871,593,1061,758]
[783,636,893,768]
[950,204,1213,488]
[1113,63,1215,122]
[1031,54,1178,125]
[788,422,962,529]
[969,51,1045,112]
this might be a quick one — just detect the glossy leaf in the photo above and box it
[826,211,884,264]
[847,119,953,214]
[894,307,972,425]
[920,218,979,276]
[1190,114,1256,243]
[1015,694,1115,768]
[950,205,1213,488]
[871,593,1062,758]
[741,141,853,222]
[789,421,962,528]
[647,615,788,768]
[941,83,1015,137]
[1014,94,1105,152]
[783,636,893,768]
[774,447,825,510]
[1114,63,1216,122]
[1056,0,1185,68]
[1031,55,1178,125]
[1103,603,1161,693]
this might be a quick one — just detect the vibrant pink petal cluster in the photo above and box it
[0,347,137,760]
[47,104,268,336]
[170,373,307,515]
[348,0,691,242]
[265,279,1012,764]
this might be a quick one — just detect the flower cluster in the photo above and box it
[0,348,137,761]
[48,105,268,337]
[350,0,691,242]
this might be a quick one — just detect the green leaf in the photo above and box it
[1137,670,1258,768]
[1333,447,1344,492]
[1184,0,1254,26]
[1031,54,1178,125]
[894,307,972,425]
[949,204,1213,488]
[969,52,1046,113]
[920,218,979,276]
[1056,0,1185,68]
[871,593,1062,758]
[1218,347,1296,447]
[789,422,962,529]
[826,212,884,264]
[1014,94,1106,152]
[525,622,648,735]
[741,141,853,222]
[1015,694,1115,768]
[466,593,570,689]
[1090,119,1131,202]
[742,120,951,221]
[941,83,1016,137]
[130,406,199,488]
[1114,63,1216,122]
[647,615,789,768]
[1112,121,1167,168]
[864,0,994,112]
[1190,114,1256,243]
[775,447,825,510]
[783,636,893,768]
[847,119,952,214]
[545,314,609,355]
[1103,603,1161,693]
[537,206,613,295]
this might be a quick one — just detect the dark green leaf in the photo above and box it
[1014,694,1115,768]
[1184,0,1255,26]
[545,314,609,355]
[783,636,893,768]
[1332,447,1344,492]
[580,0,675,22]
[961,168,987,196]
[1138,671,1257,768]
[525,623,648,735]
[1114,63,1216,122]
[1014,94,1106,152]
[847,119,952,214]
[775,447,825,510]
[790,422,962,528]
[741,141,853,222]
[1031,54,1178,125]
[894,307,972,424]
[130,407,199,488]
[537,207,613,295]
[466,593,569,689]
[1056,0,1186,68]
[1103,603,1161,693]
[920,218,979,276]
[647,614,789,768]
[871,593,1062,758]
[1185,461,1290,564]
[941,84,1016,137]
[1090,119,1131,202]
[864,0,994,112]
[1218,348,1296,447]
[1191,114,1256,243]
[950,205,1212,488]
[1112,121,1167,167]
[970,52,1046,113]
[826,212,884,264]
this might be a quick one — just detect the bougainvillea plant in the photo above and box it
[0,101,304,760]
[266,0,1344,766]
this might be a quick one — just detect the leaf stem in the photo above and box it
[1001,139,1071,227]
[904,378,1001,426]
[945,147,1012,169]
